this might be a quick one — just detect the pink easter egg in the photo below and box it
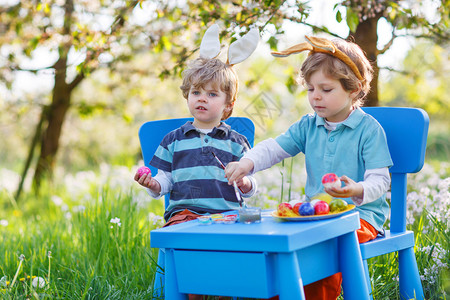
[321,173,341,189]
[137,166,151,178]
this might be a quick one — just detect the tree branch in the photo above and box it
[379,66,410,76]
[68,73,85,91]
[282,16,343,38]
[2,65,54,74]
[378,31,396,55]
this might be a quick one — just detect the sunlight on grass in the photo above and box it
[0,165,164,299]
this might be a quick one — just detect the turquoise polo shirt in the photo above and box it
[275,108,393,232]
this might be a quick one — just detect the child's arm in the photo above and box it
[226,138,291,184]
[326,168,390,205]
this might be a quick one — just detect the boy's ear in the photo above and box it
[350,82,362,100]
[225,102,234,112]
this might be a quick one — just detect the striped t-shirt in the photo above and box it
[150,121,251,221]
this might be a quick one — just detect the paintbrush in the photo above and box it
[211,151,245,197]
[233,180,244,207]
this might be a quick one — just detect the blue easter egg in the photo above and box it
[299,203,315,216]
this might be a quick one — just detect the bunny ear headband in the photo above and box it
[199,24,260,66]
[271,36,363,81]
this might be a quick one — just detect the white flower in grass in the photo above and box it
[110,217,121,227]
[148,213,164,226]
[289,192,303,201]
[0,275,7,287]
[0,219,8,226]
[51,195,65,206]
[73,205,86,213]
[420,187,431,197]
[437,177,449,191]
[268,188,279,198]
[32,276,46,289]
[0,168,20,193]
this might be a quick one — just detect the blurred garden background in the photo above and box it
[0,0,449,299]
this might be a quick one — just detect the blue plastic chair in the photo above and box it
[361,107,429,300]
[138,117,255,298]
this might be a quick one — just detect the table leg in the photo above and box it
[165,249,188,300]
[338,231,370,300]
[276,252,305,300]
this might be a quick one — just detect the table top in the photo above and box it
[151,210,360,253]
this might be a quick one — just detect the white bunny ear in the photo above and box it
[199,24,221,59]
[227,27,260,65]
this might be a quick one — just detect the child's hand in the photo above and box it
[235,176,252,194]
[134,171,161,194]
[225,159,254,185]
[325,175,363,199]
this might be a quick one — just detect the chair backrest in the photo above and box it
[362,107,429,232]
[138,117,255,208]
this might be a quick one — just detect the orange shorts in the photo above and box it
[163,209,201,227]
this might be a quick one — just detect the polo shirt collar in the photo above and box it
[315,107,365,129]
[181,121,230,136]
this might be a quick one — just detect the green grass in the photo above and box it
[0,162,448,299]
[0,186,163,299]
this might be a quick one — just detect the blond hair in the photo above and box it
[180,58,239,120]
[300,39,373,107]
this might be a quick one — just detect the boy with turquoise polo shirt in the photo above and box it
[225,36,393,300]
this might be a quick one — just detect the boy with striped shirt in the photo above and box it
[135,57,256,226]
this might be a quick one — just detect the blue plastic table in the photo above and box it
[151,210,370,299]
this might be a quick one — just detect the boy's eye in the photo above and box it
[191,91,200,95]
[209,92,217,97]
[323,89,332,92]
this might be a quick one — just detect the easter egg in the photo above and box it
[298,203,315,216]
[292,202,304,215]
[137,166,151,178]
[329,198,348,213]
[321,173,341,189]
[277,202,293,217]
[310,193,333,204]
[314,201,330,215]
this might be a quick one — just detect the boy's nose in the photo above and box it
[313,91,321,100]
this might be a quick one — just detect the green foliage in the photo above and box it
[2,0,448,188]
[380,41,449,118]
[345,7,360,32]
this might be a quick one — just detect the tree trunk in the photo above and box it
[32,0,76,191]
[16,105,47,201]
[349,14,382,107]
[33,57,71,190]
